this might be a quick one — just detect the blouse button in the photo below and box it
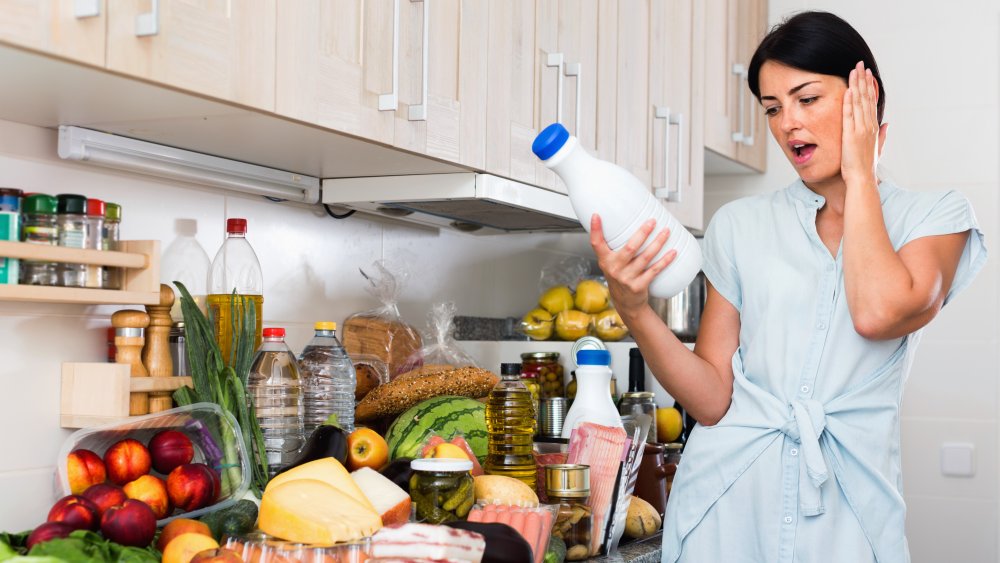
[800,385,810,394]
[790,448,799,456]
[784,516,793,524]
[816,323,826,330]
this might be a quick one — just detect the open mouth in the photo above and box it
[791,143,817,163]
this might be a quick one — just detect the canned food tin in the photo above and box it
[570,336,606,368]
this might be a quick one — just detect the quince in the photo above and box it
[538,285,575,314]
[575,279,611,313]
[555,309,592,341]
[521,308,555,340]
[594,308,629,341]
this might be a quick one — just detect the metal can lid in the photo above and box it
[620,391,655,401]
[664,442,684,452]
[570,336,606,367]
[410,458,473,472]
[520,352,560,361]
[546,464,590,497]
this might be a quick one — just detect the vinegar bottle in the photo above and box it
[561,350,623,439]
[532,123,702,299]
[485,362,537,489]
[208,218,263,365]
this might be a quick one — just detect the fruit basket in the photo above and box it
[56,402,250,525]
[222,532,372,563]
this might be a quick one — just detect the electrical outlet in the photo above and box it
[940,442,975,477]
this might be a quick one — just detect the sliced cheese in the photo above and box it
[265,457,377,513]
[259,478,382,544]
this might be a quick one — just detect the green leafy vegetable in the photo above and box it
[19,531,158,563]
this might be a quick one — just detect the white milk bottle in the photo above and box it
[561,349,623,439]
[532,123,702,299]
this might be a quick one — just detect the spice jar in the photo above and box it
[619,391,658,443]
[20,194,58,286]
[169,321,187,376]
[409,458,474,524]
[102,202,122,289]
[0,188,22,285]
[84,198,104,288]
[521,352,564,399]
[546,464,593,561]
[56,194,87,287]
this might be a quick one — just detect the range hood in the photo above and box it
[322,173,583,234]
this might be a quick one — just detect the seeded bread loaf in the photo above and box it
[355,366,499,422]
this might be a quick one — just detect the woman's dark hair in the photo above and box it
[748,11,885,124]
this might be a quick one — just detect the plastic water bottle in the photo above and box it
[299,321,357,434]
[532,123,702,299]
[561,350,623,439]
[248,327,305,476]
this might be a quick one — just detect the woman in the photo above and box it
[590,11,986,562]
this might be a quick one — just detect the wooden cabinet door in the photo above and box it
[106,0,275,112]
[615,0,652,187]
[393,0,487,169]
[650,0,704,229]
[0,0,105,66]
[703,0,767,172]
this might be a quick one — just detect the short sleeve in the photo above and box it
[902,190,987,305]
[701,203,742,311]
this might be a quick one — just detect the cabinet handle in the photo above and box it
[74,0,100,18]
[731,63,746,143]
[654,106,672,200]
[742,81,755,146]
[670,112,684,203]
[135,0,159,37]
[564,62,582,136]
[408,0,429,121]
[545,53,564,124]
[379,0,401,111]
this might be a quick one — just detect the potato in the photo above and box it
[624,496,662,539]
[473,475,539,505]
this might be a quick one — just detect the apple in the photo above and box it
[66,449,106,495]
[538,285,574,314]
[26,522,75,550]
[156,518,213,552]
[574,279,611,313]
[554,309,592,341]
[81,483,128,517]
[189,548,243,563]
[47,495,100,531]
[104,439,152,486]
[123,474,171,519]
[520,308,555,341]
[167,463,219,512]
[100,499,157,547]
[593,308,629,341]
[347,427,389,471]
[160,533,219,563]
[350,467,411,526]
[149,430,195,475]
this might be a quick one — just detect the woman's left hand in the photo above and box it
[841,61,889,185]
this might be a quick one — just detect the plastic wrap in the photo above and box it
[402,302,478,372]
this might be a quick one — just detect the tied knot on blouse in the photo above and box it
[780,399,828,516]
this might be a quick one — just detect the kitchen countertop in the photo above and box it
[587,533,663,562]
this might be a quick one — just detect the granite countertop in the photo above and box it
[586,533,663,563]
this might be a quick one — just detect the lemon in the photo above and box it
[433,443,470,461]
[656,407,683,443]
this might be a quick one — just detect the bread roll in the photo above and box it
[355,366,499,422]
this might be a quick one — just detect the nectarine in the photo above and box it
[104,439,152,486]
[66,449,106,495]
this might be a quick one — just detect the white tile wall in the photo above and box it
[706,1,1000,559]
[0,119,594,531]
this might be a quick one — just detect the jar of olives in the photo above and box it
[546,464,593,560]
[409,458,474,523]
[521,352,564,399]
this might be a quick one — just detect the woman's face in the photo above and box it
[758,61,849,186]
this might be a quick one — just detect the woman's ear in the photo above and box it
[878,123,889,156]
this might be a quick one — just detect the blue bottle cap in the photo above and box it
[532,123,570,161]
[576,349,611,366]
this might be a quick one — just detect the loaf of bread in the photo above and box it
[342,315,422,378]
[355,366,499,422]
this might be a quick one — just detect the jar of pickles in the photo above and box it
[409,458,474,524]
[521,352,564,399]
[546,464,593,561]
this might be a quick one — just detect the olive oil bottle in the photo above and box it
[485,362,537,489]
[207,218,263,364]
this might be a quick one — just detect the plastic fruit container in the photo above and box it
[57,402,250,525]
[223,532,372,563]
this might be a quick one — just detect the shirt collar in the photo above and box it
[787,178,894,209]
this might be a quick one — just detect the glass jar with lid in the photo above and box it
[84,198,104,288]
[521,352,564,399]
[619,391,658,443]
[664,443,683,505]
[102,202,122,289]
[55,194,87,287]
[409,458,474,523]
[20,194,58,286]
[546,464,593,560]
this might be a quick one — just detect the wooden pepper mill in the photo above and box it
[143,284,176,413]
[112,309,150,416]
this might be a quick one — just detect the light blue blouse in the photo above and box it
[661,179,987,563]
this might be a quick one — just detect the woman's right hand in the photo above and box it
[589,214,677,319]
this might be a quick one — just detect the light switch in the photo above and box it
[940,442,976,477]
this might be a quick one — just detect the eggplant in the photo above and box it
[379,457,415,492]
[444,521,534,563]
[278,415,349,473]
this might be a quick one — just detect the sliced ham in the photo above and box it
[566,422,628,555]
[371,523,485,563]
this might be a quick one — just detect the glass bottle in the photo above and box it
[20,194,58,286]
[484,362,537,489]
[55,194,87,287]
[84,198,104,288]
[618,391,658,444]
[0,188,22,285]
[161,218,211,321]
[299,321,357,434]
[102,202,122,289]
[208,218,263,365]
[247,327,305,476]
[169,321,187,377]
[546,464,593,560]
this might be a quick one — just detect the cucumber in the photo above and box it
[199,500,258,540]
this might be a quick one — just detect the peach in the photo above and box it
[47,494,100,531]
[123,474,171,519]
[81,482,128,517]
[149,430,195,475]
[156,518,213,552]
[161,532,219,563]
[189,548,244,563]
[26,522,75,550]
[100,499,157,547]
[167,463,219,512]
[104,439,152,485]
[66,449,106,495]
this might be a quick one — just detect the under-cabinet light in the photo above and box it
[57,126,320,204]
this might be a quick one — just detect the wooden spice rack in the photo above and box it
[60,362,194,429]
[0,240,160,305]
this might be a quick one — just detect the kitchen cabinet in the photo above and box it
[703,0,768,173]
[0,0,105,66]
[106,0,276,112]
